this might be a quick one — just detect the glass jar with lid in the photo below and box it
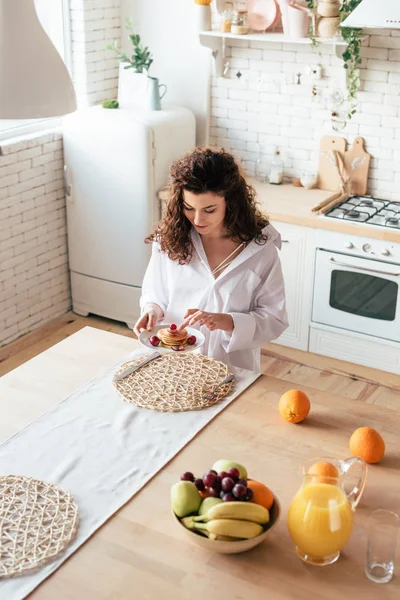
[220,2,233,32]
[231,9,248,34]
[269,148,284,185]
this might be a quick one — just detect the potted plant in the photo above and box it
[106,19,167,110]
[106,18,153,75]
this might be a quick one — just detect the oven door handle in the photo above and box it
[329,257,400,277]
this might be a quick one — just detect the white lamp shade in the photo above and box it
[0,0,77,119]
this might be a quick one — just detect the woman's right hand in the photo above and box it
[133,304,163,338]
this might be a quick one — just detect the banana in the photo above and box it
[195,519,263,539]
[205,501,270,525]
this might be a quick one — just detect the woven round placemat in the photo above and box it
[0,475,79,579]
[113,353,234,412]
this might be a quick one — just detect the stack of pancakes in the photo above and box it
[158,326,188,348]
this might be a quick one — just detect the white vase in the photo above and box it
[117,63,147,109]
[195,4,212,32]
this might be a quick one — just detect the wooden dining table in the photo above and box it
[0,326,399,599]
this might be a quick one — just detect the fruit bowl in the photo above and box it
[173,493,281,555]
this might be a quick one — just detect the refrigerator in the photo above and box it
[63,105,196,327]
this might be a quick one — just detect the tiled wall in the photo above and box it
[0,133,69,345]
[209,30,400,201]
[70,0,121,106]
[0,0,121,347]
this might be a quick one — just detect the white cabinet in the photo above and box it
[269,221,315,351]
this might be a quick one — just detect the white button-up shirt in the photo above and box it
[140,223,288,372]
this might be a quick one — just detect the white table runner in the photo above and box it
[0,348,260,599]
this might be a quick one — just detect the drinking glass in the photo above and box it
[365,509,399,584]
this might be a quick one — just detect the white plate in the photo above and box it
[139,325,205,355]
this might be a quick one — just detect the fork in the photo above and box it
[203,374,235,401]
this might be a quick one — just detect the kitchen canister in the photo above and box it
[317,16,341,38]
[231,9,248,34]
[317,1,341,18]
[194,0,212,31]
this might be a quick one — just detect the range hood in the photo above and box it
[341,0,400,29]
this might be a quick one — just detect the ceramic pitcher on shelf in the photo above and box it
[147,76,167,111]
[287,456,367,566]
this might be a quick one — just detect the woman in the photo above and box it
[133,148,288,372]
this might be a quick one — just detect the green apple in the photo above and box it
[211,459,248,479]
[198,496,222,516]
[171,481,201,518]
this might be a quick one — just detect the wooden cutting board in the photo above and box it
[343,136,371,195]
[317,136,347,191]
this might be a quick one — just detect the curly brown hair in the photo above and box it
[146,147,269,264]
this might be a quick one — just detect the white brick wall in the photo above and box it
[70,0,121,106]
[0,132,69,346]
[209,31,400,201]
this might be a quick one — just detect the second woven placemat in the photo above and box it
[113,353,234,412]
[0,475,79,579]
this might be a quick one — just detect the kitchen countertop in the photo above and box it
[1,326,399,599]
[158,180,400,243]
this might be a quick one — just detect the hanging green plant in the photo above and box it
[305,0,318,48]
[340,0,363,119]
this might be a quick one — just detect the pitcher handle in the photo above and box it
[158,84,167,100]
[342,456,368,510]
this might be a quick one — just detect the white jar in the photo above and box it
[269,150,284,185]
[195,4,212,31]
[300,172,318,189]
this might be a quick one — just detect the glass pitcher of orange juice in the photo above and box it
[287,456,367,566]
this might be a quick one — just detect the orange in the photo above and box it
[308,461,339,484]
[349,426,385,464]
[194,0,212,4]
[199,489,211,500]
[247,479,274,510]
[278,389,310,424]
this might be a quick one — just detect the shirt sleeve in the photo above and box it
[221,245,288,353]
[139,242,169,316]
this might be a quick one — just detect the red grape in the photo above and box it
[194,478,205,491]
[210,470,217,475]
[221,477,235,493]
[180,471,194,482]
[149,335,160,347]
[203,472,217,487]
[218,471,230,480]
[227,467,240,480]
[208,486,220,498]
[238,478,247,487]
[245,488,254,501]
[232,483,247,499]
[222,492,236,502]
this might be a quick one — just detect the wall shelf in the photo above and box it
[199,30,347,77]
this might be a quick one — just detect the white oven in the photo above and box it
[312,232,400,344]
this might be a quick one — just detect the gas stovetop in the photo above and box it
[324,195,400,229]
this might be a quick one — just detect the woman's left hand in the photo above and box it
[178,309,234,333]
